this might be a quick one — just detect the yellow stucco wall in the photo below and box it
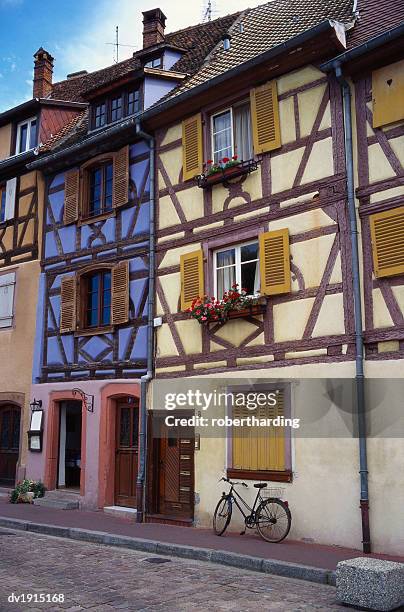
[0,124,11,161]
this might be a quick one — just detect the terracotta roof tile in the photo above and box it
[49,12,240,103]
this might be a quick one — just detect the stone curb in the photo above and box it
[0,516,335,585]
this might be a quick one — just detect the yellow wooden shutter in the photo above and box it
[250,80,281,154]
[112,261,129,325]
[63,169,80,225]
[60,275,77,333]
[182,114,203,181]
[232,391,285,472]
[259,229,291,295]
[370,206,404,278]
[372,59,404,128]
[113,145,130,208]
[180,250,204,310]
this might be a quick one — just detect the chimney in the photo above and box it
[142,8,166,49]
[33,47,54,99]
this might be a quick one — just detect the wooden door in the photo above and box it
[115,400,139,507]
[0,405,20,486]
[158,421,194,519]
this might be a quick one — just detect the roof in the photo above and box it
[49,12,240,103]
[151,0,354,107]
[36,0,404,160]
[347,0,404,48]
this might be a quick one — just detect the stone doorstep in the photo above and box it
[103,506,138,522]
[0,516,335,587]
[336,557,404,612]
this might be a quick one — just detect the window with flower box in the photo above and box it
[182,80,281,184]
[214,241,259,297]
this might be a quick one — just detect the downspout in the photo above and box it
[135,121,155,523]
[335,64,371,553]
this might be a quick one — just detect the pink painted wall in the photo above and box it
[28,379,141,509]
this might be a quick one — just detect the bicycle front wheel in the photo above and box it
[213,496,232,536]
[256,499,291,543]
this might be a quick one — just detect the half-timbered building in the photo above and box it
[140,0,404,553]
[0,49,85,488]
[24,9,241,513]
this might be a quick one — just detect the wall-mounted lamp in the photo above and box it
[72,388,94,413]
[30,398,42,411]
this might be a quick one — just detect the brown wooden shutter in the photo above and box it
[63,169,80,225]
[112,260,129,325]
[113,145,130,209]
[370,206,404,278]
[180,250,204,310]
[60,275,77,333]
[182,114,203,181]
[259,229,291,295]
[250,80,281,154]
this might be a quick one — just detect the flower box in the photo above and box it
[225,303,266,320]
[196,159,258,189]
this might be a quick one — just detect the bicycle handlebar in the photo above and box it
[220,476,248,488]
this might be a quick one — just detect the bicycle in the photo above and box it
[213,477,291,543]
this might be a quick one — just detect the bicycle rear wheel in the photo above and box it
[256,498,291,543]
[213,496,232,536]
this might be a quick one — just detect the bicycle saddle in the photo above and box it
[253,483,267,489]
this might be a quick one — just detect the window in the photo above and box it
[211,102,253,164]
[127,90,140,115]
[60,262,129,334]
[94,103,106,128]
[83,269,112,328]
[227,386,292,482]
[16,117,37,154]
[91,89,142,130]
[214,241,259,298]
[0,272,16,328]
[111,96,122,122]
[88,161,113,218]
[145,56,162,69]
[0,185,6,222]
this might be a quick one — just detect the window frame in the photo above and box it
[15,116,37,154]
[211,107,234,164]
[226,382,293,483]
[90,85,143,131]
[144,56,163,69]
[0,184,6,223]
[80,154,115,222]
[0,270,16,330]
[213,239,260,299]
[77,265,114,334]
[210,99,253,164]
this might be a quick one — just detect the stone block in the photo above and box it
[336,557,404,611]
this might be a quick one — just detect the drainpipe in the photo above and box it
[335,64,371,553]
[135,121,155,523]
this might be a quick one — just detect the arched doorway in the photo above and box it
[0,404,21,486]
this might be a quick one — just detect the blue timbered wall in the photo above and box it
[33,141,150,383]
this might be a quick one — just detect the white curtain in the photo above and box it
[216,249,235,298]
[234,104,253,161]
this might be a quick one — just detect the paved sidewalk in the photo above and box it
[0,499,402,576]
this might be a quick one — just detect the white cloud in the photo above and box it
[55,0,266,81]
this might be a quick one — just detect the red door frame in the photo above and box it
[98,383,140,509]
[44,391,87,496]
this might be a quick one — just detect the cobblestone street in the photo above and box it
[0,528,353,611]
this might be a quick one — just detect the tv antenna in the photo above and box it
[203,0,213,22]
[106,26,136,63]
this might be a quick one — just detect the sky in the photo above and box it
[0,0,265,112]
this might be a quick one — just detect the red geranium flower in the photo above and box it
[207,159,213,164]
[232,155,238,160]
[222,157,230,163]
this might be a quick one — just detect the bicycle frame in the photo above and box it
[224,484,263,523]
